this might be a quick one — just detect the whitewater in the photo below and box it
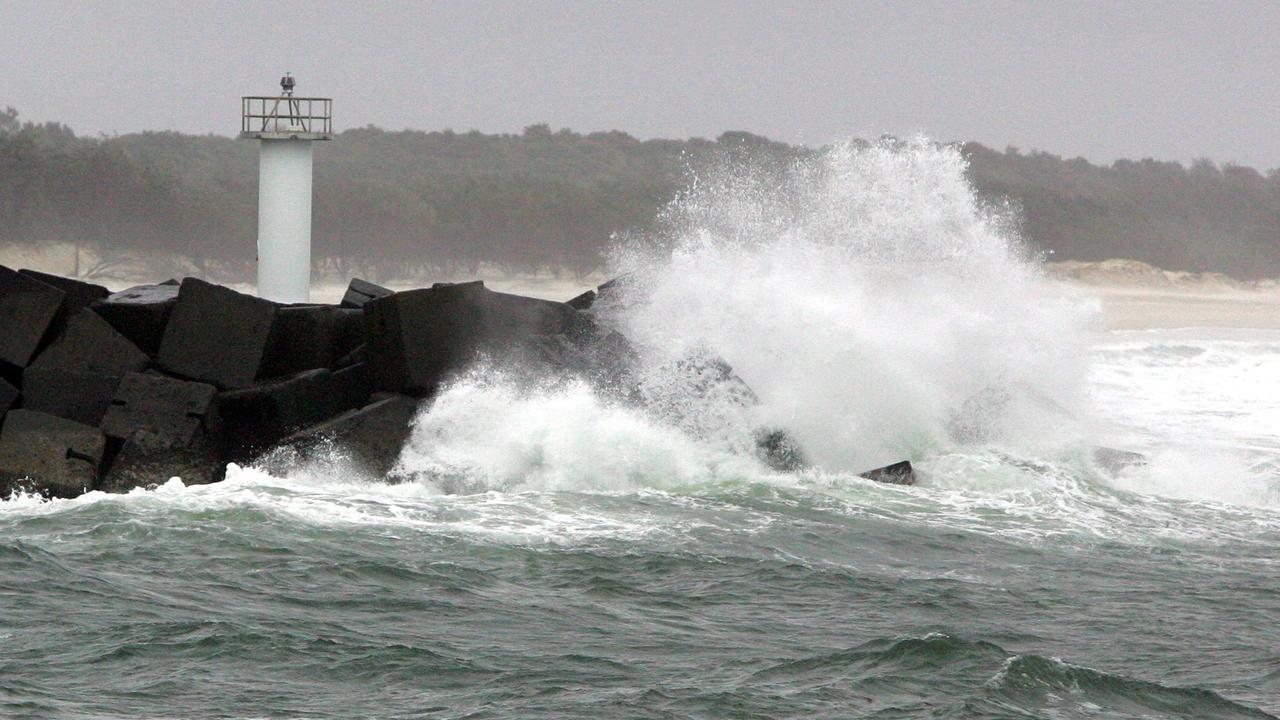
[3,140,1278,719]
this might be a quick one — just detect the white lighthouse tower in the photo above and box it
[240,75,332,303]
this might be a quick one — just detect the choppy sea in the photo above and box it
[4,141,1278,719]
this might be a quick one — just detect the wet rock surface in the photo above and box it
[90,283,180,357]
[0,409,105,498]
[157,278,277,389]
[0,265,66,368]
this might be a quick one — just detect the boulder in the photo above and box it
[0,265,66,368]
[859,460,917,486]
[17,269,109,315]
[100,372,219,445]
[340,278,394,308]
[1093,447,1147,476]
[91,283,179,356]
[217,365,371,459]
[21,367,123,426]
[0,410,105,498]
[97,373,223,492]
[364,281,577,395]
[98,430,223,492]
[0,376,17,426]
[267,394,419,478]
[157,278,276,389]
[28,308,149,376]
[19,309,151,426]
[261,305,363,377]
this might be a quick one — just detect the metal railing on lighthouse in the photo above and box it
[240,74,332,303]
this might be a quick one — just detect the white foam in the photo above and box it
[392,374,764,493]
[604,138,1099,472]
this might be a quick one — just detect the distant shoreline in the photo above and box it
[4,243,1277,331]
[1047,260,1280,331]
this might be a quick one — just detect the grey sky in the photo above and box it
[3,0,1278,169]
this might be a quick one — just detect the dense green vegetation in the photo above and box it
[2,107,1278,280]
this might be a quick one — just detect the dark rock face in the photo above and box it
[0,265,66,368]
[101,372,219,445]
[99,430,223,492]
[364,281,576,395]
[217,366,371,459]
[567,289,596,310]
[20,309,152,426]
[261,305,363,378]
[0,410,105,498]
[98,373,223,492]
[340,278,393,309]
[29,308,149,376]
[0,377,17,425]
[91,284,180,357]
[158,278,276,389]
[21,367,124,427]
[859,460,917,486]
[17,269,109,315]
[268,395,420,478]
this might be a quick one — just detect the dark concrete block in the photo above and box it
[0,409,105,498]
[97,430,223,492]
[566,290,596,310]
[29,308,149,376]
[364,281,577,395]
[269,394,419,478]
[1093,447,1147,476]
[261,305,363,377]
[158,278,276,389]
[334,342,366,369]
[218,366,370,459]
[101,372,219,445]
[22,367,123,426]
[341,278,394,308]
[0,265,66,367]
[0,376,17,426]
[18,269,109,315]
[859,460,917,486]
[91,283,179,356]
[330,363,373,414]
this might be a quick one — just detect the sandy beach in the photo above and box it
[1047,259,1280,331]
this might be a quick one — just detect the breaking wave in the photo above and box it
[387,138,1100,495]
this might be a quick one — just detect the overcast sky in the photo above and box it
[3,0,1278,169]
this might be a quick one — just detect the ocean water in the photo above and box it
[3,141,1278,719]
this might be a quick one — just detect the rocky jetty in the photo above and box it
[0,268,914,498]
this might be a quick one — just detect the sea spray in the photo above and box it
[387,138,1101,491]
[393,370,764,493]
[603,138,1100,472]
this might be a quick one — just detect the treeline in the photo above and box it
[2,106,1278,280]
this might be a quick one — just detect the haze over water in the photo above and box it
[3,141,1277,719]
